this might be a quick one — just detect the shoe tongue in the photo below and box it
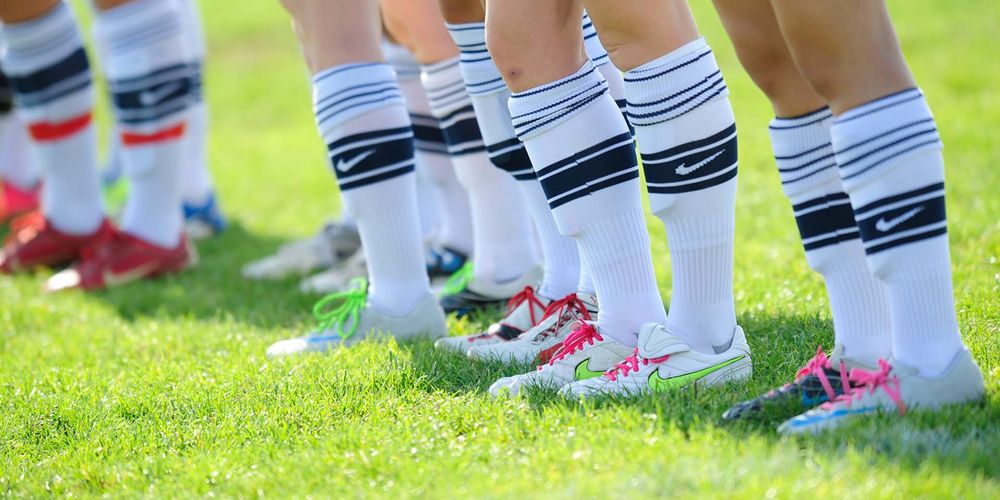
[637,323,690,358]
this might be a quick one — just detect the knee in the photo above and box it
[485,22,527,86]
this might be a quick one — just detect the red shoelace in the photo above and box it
[506,286,545,326]
[774,346,851,402]
[604,348,671,382]
[533,293,592,342]
[543,322,602,368]
[822,358,905,414]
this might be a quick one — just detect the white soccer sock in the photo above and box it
[623,38,736,354]
[421,57,536,284]
[832,88,965,376]
[447,23,579,298]
[387,44,443,245]
[0,2,104,234]
[510,60,666,347]
[95,0,194,248]
[314,62,429,315]
[770,108,891,363]
[177,0,214,207]
[0,114,40,190]
[584,12,632,135]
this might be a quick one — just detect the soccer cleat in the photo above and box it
[46,230,196,291]
[488,322,632,398]
[426,245,468,280]
[298,250,367,294]
[434,286,550,354]
[722,345,872,421]
[439,266,541,317]
[467,292,598,364]
[0,212,115,273]
[0,181,40,224]
[242,220,361,280]
[183,192,228,239]
[266,278,448,358]
[777,349,985,435]
[561,323,752,399]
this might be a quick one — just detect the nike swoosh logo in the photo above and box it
[875,206,924,232]
[139,82,184,106]
[102,261,162,287]
[336,150,376,173]
[647,355,744,392]
[575,358,605,380]
[675,150,725,176]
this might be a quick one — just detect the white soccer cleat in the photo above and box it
[561,323,752,399]
[468,292,598,364]
[242,221,361,280]
[266,279,447,358]
[777,349,985,435]
[488,322,632,398]
[298,250,367,295]
[434,286,550,354]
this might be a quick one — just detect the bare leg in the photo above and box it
[769,0,914,115]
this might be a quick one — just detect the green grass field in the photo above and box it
[2,0,999,497]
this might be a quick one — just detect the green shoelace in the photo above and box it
[312,277,368,340]
[439,262,473,298]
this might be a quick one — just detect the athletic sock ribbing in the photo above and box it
[421,56,536,284]
[313,62,429,315]
[0,2,103,234]
[447,23,580,298]
[510,60,665,346]
[624,38,736,354]
[95,0,195,248]
[387,43,442,245]
[831,88,964,376]
[770,107,891,363]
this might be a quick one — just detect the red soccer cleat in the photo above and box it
[46,230,197,291]
[0,181,41,224]
[0,211,115,273]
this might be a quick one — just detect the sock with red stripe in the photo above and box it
[0,2,104,234]
[95,0,194,248]
[624,39,738,355]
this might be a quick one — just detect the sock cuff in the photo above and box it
[582,12,610,68]
[832,88,942,190]
[0,2,82,73]
[623,38,729,127]
[313,62,404,135]
[769,109,839,198]
[384,42,421,82]
[420,56,470,117]
[446,23,507,97]
[508,60,608,140]
[95,0,184,56]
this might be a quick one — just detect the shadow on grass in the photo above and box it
[402,311,1000,480]
[85,221,321,329]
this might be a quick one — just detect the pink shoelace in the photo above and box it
[779,346,851,402]
[821,358,906,414]
[603,348,671,382]
[506,286,545,326]
[533,293,592,342]
[542,322,602,369]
